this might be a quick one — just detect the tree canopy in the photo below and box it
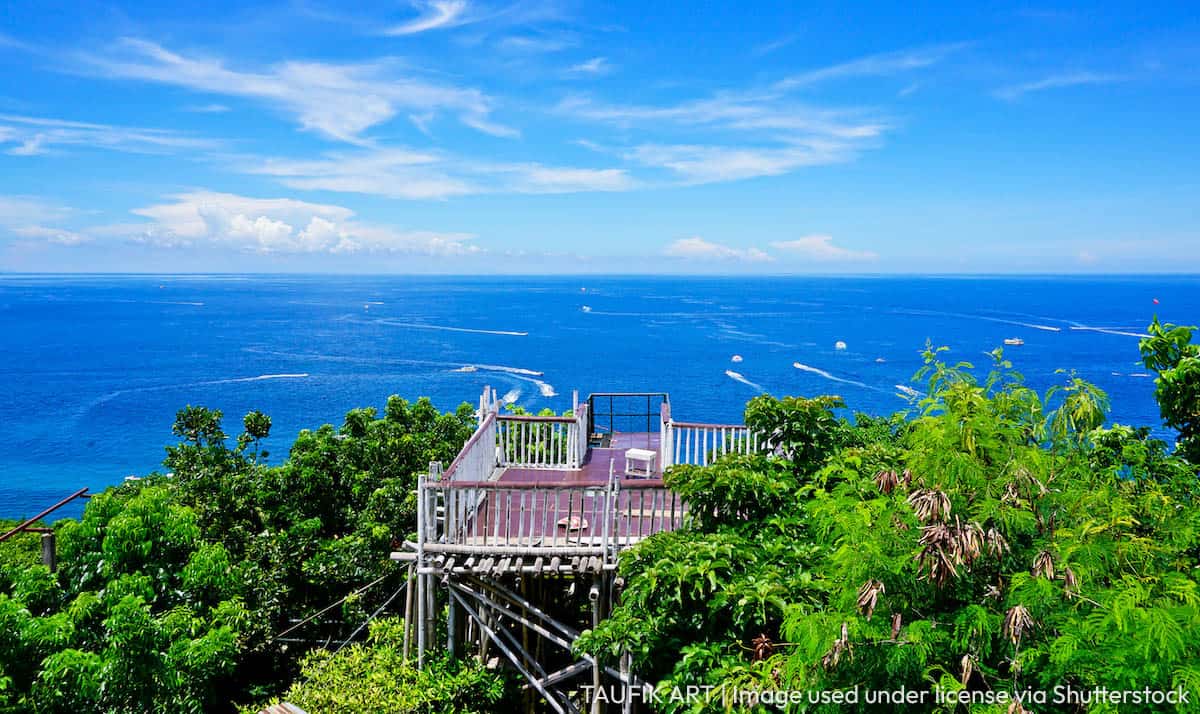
[0,395,484,712]
[577,338,1200,713]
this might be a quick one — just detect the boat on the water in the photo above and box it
[1003,337,1025,346]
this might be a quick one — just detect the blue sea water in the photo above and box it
[1,274,1196,519]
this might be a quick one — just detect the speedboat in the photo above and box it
[1003,337,1024,346]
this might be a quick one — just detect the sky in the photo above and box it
[0,1,1197,273]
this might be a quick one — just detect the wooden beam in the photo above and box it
[448,589,575,714]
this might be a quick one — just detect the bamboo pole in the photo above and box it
[449,589,570,714]
[403,562,415,662]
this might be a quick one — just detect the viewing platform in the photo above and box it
[402,388,763,710]
[411,389,759,569]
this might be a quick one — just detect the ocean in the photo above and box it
[1,274,1195,519]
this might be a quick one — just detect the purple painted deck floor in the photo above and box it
[496,433,663,485]
[448,432,682,546]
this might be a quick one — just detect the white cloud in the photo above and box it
[385,0,569,38]
[491,164,632,193]
[124,190,478,255]
[243,149,475,200]
[0,32,32,51]
[557,90,887,183]
[557,92,874,133]
[567,56,611,75]
[770,235,877,261]
[752,34,798,57]
[11,225,90,245]
[0,113,216,156]
[0,196,71,226]
[386,0,470,35]
[238,148,634,198]
[84,39,513,143]
[0,195,88,246]
[627,140,853,183]
[775,43,967,89]
[994,71,1126,100]
[184,103,231,113]
[498,34,573,53]
[663,237,773,262]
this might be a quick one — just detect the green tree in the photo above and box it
[581,340,1200,713]
[1140,316,1200,462]
[0,394,477,712]
[252,618,511,714]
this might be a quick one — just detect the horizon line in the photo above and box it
[2,271,1199,279]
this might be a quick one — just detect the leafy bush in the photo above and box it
[580,330,1200,713]
[1141,316,1200,462]
[0,395,475,712]
[253,618,510,714]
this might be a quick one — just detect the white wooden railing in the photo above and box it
[421,475,685,557]
[442,412,500,482]
[495,403,588,470]
[662,420,758,467]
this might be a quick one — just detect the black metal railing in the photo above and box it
[586,392,669,439]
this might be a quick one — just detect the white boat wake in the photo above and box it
[793,361,869,389]
[373,319,528,336]
[725,370,764,391]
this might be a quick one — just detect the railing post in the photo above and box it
[602,460,615,566]
[417,465,429,668]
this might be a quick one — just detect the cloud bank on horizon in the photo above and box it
[0,1,1195,273]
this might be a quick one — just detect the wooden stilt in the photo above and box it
[402,562,415,663]
[447,586,458,659]
[449,589,574,714]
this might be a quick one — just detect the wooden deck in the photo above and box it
[424,433,682,555]
[496,433,664,486]
[416,389,756,560]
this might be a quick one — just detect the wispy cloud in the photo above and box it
[770,235,877,261]
[0,195,72,225]
[237,147,634,199]
[567,56,611,75]
[660,235,872,264]
[498,34,574,53]
[627,141,855,183]
[124,190,478,255]
[0,113,215,156]
[83,39,515,143]
[775,43,967,89]
[752,34,798,57]
[0,195,87,245]
[556,89,888,134]
[241,149,475,200]
[558,91,886,183]
[386,0,471,35]
[0,32,32,51]
[183,103,231,113]
[11,224,90,245]
[994,71,1126,100]
[384,0,568,38]
[663,237,773,262]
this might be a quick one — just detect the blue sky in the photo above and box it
[0,1,1196,273]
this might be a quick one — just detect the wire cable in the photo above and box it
[271,573,390,642]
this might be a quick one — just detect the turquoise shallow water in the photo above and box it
[1,274,1195,518]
